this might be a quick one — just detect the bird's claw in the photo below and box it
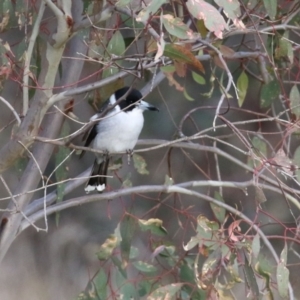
[126,149,134,165]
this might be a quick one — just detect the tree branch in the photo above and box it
[17,182,295,299]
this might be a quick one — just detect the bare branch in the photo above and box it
[22,2,46,115]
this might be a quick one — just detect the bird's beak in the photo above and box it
[139,100,159,111]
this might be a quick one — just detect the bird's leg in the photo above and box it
[103,150,110,162]
[126,149,134,165]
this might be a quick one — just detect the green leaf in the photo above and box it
[0,1,14,31]
[93,269,107,299]
[133,153,149,175]
[138,280,154,297]
[186,0,228,39]
[77,280,95,300]
[116,0,132,7]
[244,253,260,298]
[260,80,280,108]
[55,122,71,226]
[227,256,242,283]
[252,234,260,259]
[183,88,195,101]
[280,242,288,264]
[180,261,195,285]
[210,191,226,223]
[162,14,196,39]
[103,30,125,78]
[276,244,289,298]
[108,157,123,171]
[133,261,157,273]
[164,174,174,185]
[293,146,300,183]
[247,136,267,169]
[214,0,241,20]
[122,172,132,188]
[254,262,273,299]
[184,215,219,251]
[106,30,125,57]
[148,283,183,299]
[183,236,200,251]
[192,71,206,85]
[138,218,167,236]
[196,215,219,241]
[120,214,136,264]
[129,246,139,259]
[252,136,267,157]
[290,85,300,118]
[158,245,176,257]
[14,156,28,176]
[111,256,127,279]
[254,186,267,204]
[276,33,294,63]
[160,65,176,73]
[96,235,119,260]
[179,258,207,300]
[276,262,289,298]
[237,71,248,107]
[114,266,137,298]
[136,0,167,23]
[263,0,277,20]
[202,248,222,280]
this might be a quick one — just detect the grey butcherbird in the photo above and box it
[82,86,159,193]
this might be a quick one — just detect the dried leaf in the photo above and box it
[138,218,167,236]
[186,0,228,39]
[164,44,205,73]
[228,220,242,242]
[272,148,293,176]
[133,153,149,175]
[219,45,235,57]
[174,61,187,77]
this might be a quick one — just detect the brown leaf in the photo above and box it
[213,55,226,69]
[272,148,293,176]
[164,44,205,73]
[219,45,235,57]
[228,220,242,242]
[164,71,184,91]
[174,61,187,77]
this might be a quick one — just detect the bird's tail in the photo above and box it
[85,157,110,193]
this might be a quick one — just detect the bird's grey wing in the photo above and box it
[80,99,111,158]
[80,124,98,158]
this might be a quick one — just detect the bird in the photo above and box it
[82,86,159,193]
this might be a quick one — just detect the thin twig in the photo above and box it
[0,96,21,126]
[0,175,42,232]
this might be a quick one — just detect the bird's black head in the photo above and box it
[114,87,143,111]
[111,86,159,112]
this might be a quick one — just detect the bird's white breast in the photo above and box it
[93,108,144,153]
